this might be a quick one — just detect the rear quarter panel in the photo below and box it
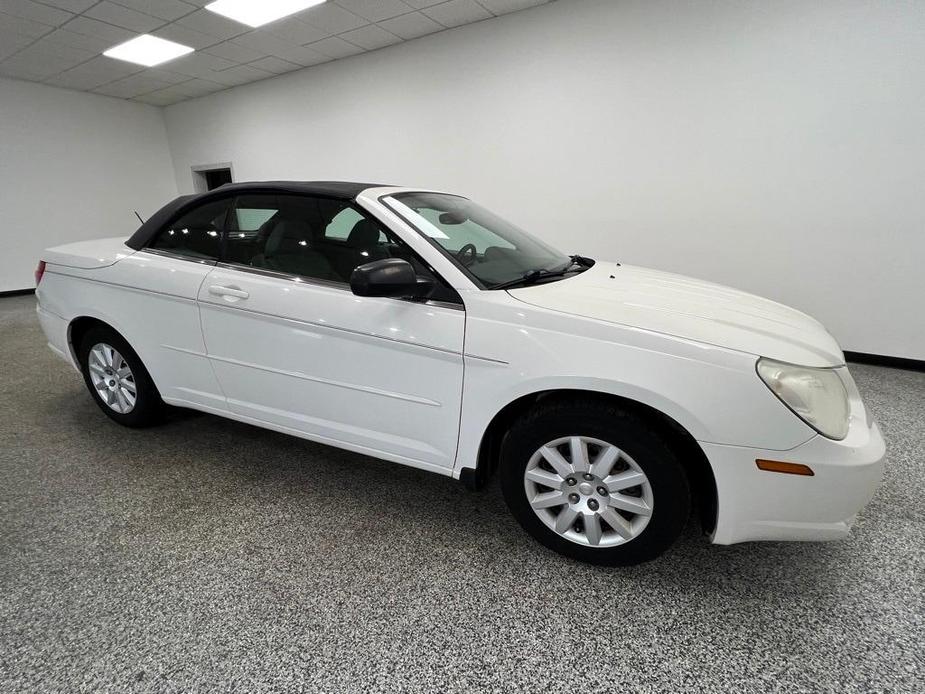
[38,252,224,409]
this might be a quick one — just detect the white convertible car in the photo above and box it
[35,181,885,565]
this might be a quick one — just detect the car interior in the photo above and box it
[149,193,456,300]
[390,196,562,288]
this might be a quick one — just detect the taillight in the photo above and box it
[35,260,46,286]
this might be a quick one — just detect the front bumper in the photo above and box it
[703,409,885,545]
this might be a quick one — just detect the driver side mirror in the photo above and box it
[350,258,434,300]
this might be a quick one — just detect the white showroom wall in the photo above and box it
[158,0,921,360]
[0,77,177,292]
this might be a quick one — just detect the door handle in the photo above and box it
[209,285,249,299]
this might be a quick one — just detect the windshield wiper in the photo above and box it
[570,254,595,267]
[488,258,588,290]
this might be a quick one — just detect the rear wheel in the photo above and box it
[77,326,163,427]
[501,399,690,566]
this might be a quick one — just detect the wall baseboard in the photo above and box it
[844,351,925,372]
[0,288,35,298]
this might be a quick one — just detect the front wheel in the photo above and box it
[500,399,690,566]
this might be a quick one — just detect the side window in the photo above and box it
[224,194,341,282]
[235,207,277,234]
[221,194,461,303]
[325,207,364,240]
[148,199,229,261]
[223,194,280,266]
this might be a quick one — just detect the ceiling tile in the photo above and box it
[33,0,96,12]
[334,0,413,22]
[0,44,24,61]
[41,27,122,53]
[0,59,50,80]
[177,8,246,40]
[339,24,400,50]
[136,83,195,103]
[0,54,59,79]
[44,54,139,89]
[0,0,72,26]
[0,28,31,59]
[62,16,138,45]
[93,72,175,98]
[248,55,302,75]
[151,22,218,50]
[305,35,365,59]
[422,0,491,27]
[146,67,196,84]
[167,51,236,78]
[203,39,264,63]
[172,77,226,95]
[0,11,54,38]
[226,30,284,53]
[1,43,92,78]
[136,77,227,105]
[272,43,331,66]
[266,17,329,45]
[84,1,164,33]
[2,0,548,103]
[42,71,103,89]
[402,0,447,8]
[182,76,225,90]
[208,63,274,86]
[133,89,181,105]
[228,32,332,67]
[230,29,302,57]
[109,0,198,22]
[378,11,443,40]
[301,2,367,34]
[21,37,95,62]
[478,0,549,14]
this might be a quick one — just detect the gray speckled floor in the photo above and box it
[1,294,922,693]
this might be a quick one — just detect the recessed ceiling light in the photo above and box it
[205,0,327,29]
[103,34,194,67]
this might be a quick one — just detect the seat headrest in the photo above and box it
[265,219,312,256]
[347,219,381,248]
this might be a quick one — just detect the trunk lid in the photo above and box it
[43,237,136,270]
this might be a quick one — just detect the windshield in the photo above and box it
[384,192,571,288]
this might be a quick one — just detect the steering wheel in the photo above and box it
[456,243,477,266]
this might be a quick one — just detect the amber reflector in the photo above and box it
[756,459,815,476]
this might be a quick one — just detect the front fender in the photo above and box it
[454,296,816,476]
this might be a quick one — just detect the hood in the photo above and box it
[508,261,844,367]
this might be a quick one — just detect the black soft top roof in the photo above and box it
[125,180,388,250]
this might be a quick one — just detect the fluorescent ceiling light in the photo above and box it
[205,0,327,28]
[103,34,193,67]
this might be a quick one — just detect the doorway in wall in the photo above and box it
[192,164,233,192]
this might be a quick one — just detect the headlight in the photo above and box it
[756,358,850,440]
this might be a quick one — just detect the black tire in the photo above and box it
[500,398,690,566]
[77,325,164,428]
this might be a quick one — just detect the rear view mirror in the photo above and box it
[438,211,468,225]
[350,258,434,300]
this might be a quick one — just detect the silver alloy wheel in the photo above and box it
[523,435,654,548]
[87,343,137,414]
